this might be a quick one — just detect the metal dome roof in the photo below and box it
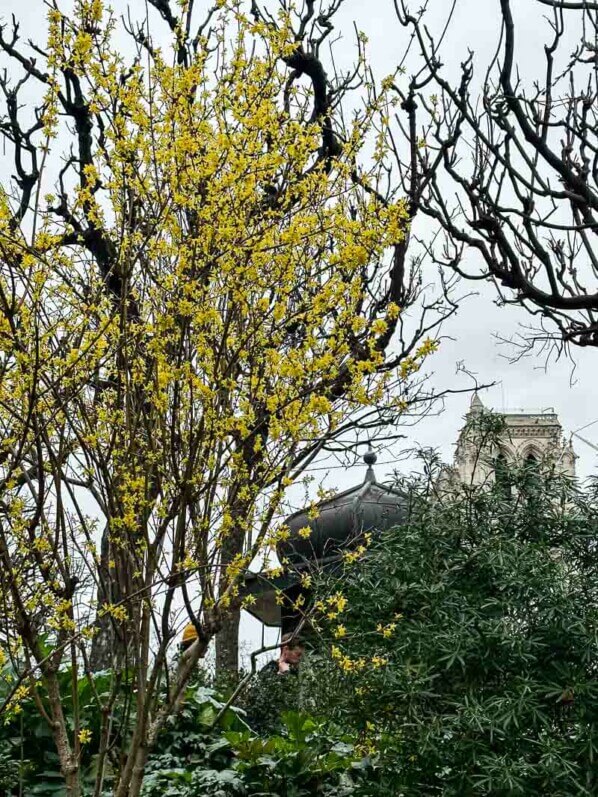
[241,447,408,628]
[277,448,408,568]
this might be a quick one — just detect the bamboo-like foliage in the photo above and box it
[314,438,598,795]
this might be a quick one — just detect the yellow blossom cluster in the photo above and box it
[78,728,93,745]
[323,592,348,620]
[343,543,368,565]
[330,643,388,674]
[0,0,438,703]
[2,684,30,722]
[376,621,398,639]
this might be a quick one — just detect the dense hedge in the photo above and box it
[312,456,598,795]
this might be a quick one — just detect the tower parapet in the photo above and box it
[450,393,576,486]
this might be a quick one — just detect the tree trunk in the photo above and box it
[114,742,148,797]
[89,611,115,672]
[215,608,240,676]
[65,769,81,797]
[215,519,246,678]
[115,636,211,797]
[90,524,125,671]
[45,673,80,797]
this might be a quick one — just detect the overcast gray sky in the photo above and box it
[335,0,598,483]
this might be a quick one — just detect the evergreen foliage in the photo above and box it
[314,448,598,795]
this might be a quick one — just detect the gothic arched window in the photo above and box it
[523,450,541,492]
[494,452,512,499]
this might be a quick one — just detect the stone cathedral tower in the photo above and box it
[451,393,577,486]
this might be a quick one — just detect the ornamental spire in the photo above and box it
[470,391,484,414]
[363,443,377,483]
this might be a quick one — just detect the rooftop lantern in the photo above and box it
[242,446,408,636]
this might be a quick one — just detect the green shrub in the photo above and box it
[312,459,598,795]
[0,665,361,796]
[222,711,364,797]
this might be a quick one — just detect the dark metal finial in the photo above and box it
[363,448,377,466]
[363,443,377,482]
